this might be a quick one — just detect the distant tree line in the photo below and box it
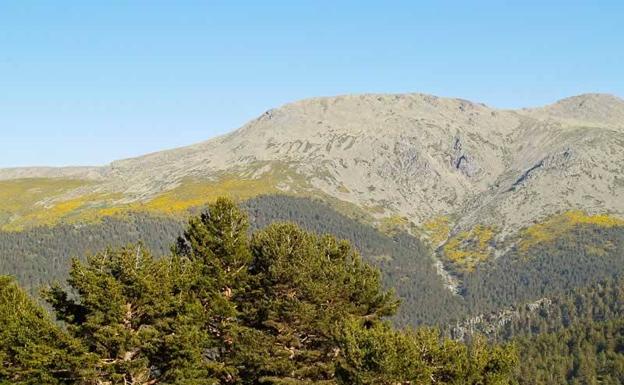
[0,214,182,292]
[454,274,624,343]
[463,225,624,315]
[515,318,624,385]
[453,249,624,384]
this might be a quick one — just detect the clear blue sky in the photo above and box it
[1,1,622,167]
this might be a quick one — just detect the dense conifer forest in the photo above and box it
[3,195,623,325]
[0,195,465,325]
[0,215,182,292]
[516,319,624,384]
[1,195,624,383]
[0,198,516,384]
[463,225,624,315]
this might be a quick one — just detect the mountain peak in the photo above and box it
[554,92,622,104]
[526,93,624,128]
[275,92,492,113]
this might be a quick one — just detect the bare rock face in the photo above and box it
[450,136,479,178]
[1,92,623,241]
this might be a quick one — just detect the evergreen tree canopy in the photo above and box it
[336,321,518,385]
[44,245,221,384]
[0,276,86,384]
[234,222,400,383]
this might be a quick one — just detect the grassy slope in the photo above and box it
[0,178,97,230]
[0,162,374,232]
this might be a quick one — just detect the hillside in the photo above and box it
[1,92,623,273]
[0,195,463,326]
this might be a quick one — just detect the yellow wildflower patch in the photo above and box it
[0,178,93,230]
[519,210,624,251]
[378,215,409,235]
[422,216,452,245]
[140,176,281,214]
[442,224,496,272]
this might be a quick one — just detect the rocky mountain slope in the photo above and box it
[1,93,623,268]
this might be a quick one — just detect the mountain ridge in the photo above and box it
[1,92,622,263]
[2,92,620,177]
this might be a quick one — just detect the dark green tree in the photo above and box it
[0,276,88,385]
[172,197,255,383]
[233,222,400,384]
[336,321,517,385]
[44,245,220,384]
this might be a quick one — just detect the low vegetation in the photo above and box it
[0,178,93,231]
[422,215,452,246]
[519,210,624,251]
[443,224,496,272]
[0,163,374,234]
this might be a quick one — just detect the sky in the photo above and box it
[1,1,622,167]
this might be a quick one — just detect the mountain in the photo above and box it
[1,92,623,272]
[2,93,623,385]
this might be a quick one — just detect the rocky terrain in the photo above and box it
[1,93,623,253]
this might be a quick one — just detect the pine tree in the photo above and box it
[0,276,88,384]
[172,197,255,383]
[44,245,221,384]
[232,222,400,384]
[336,322,517,385]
